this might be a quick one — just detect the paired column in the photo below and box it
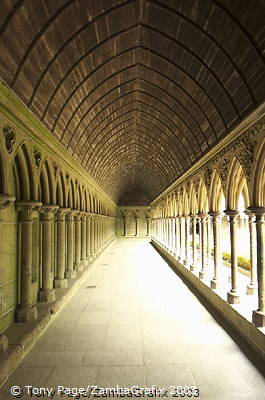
[16,201,42,321]
[225,210,240,304]
[175,216,181,259]
[55,208,70,288]
[80,212,88,268]
[74,211,82,271]
[86,214,91,264]
[250,207,265,327]
[190,215,197,271]
[210,212,222,289]
[39,205,58,302]
[146,217,150,236]
[198,213,207,279]
[0,195,15,350]
[65,210,77,279]
[245,212,257,295]
[184,215,190,266]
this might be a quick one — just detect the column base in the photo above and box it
[54,278,68,289]
[190,265,196,272]
[38,288,56,303]
[88,255,94,263]
[227,291,240,304]
[0,334,8,352]
[65,270,77,279]
[74,263,83,272]
[199,270,205,280]
[210,279,219,289]
[252,310,265,327]
[246,283,257,295]
[16,305,38,322]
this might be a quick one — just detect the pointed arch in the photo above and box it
[226,157,250,210]
[250,136,265,207]
[198,179,209,213]
[39,160,55,205]
[12,143,36,201]
[209,169,225,212]
[189,183,198,215]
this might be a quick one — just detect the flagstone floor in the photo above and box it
[2,239,265,400]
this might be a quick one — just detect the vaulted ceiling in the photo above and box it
[1,0,265,204]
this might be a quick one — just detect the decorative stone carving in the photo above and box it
[3,125,16,153]
[34,147,41,168]
[66,173,70,185]
[52,160,61,180]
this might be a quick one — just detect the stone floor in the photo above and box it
[2,239,265,400]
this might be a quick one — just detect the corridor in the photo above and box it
[2,239,265,400]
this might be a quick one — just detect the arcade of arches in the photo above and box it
[0,0,265,382]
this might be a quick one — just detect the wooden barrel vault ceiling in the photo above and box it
[1,0,265,204]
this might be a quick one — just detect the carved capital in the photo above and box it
[16,201,42,221]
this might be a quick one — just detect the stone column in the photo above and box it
[135,216,139,237]
[146,217,150,236]
[180,216,186,261]
[184,215,190,266]
[80,212,88,268]
[175,216,180,259]
[65,210,76,279]
[210,212,222,289]
[94,215,98,255]
[39,205,59,302]
[190,215,197,271]
[55,207,70,288]
[170,217,175,254]
[74,211,83,271]
[250,208,265,327]
[16,201,42,321]
[245,212,257,295]
[225,210,240,304]
[91,214,96,260]
[86,214,91,264]
[0,195,15,350]
[207,215,212,269]
[88,215,95,262]
[124,216,127,236]
[198,213,207,280]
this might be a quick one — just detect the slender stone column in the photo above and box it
[210,212,222,289]
[92,215,97,257]
[250,208,265,327]
[80,212,88,268]
[146,217,150,236]
[124,217,127,236]
[86,214,91,264]
[190,215,197,271]
[16,201,42,321]
[39,205,59,302]
[0,195,15,349]
[66,210,76,279]
[207,215,212,269]
[74,211,83,271]
[225,210,240,304]
[180,216,186,261]
[245,212,257,295]
[170,217,175,253]
[198,213,207,279]
[135,216,139,237]
[184,215,190,266]
[55,207,70,288]
[88,215,95,262]
[94,214,98,256]
[176,216,181,259]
